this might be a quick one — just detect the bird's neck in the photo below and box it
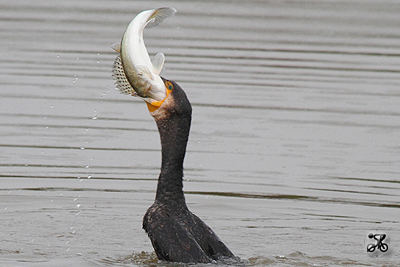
[154,109,191,206]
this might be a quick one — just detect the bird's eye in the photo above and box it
[165,81,173,90]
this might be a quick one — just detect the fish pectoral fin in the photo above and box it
[145,7,177,29]
[152,53,165,74]
[111,42,121,53]
[136,65,154,80]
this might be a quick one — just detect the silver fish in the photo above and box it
[112,7,176,103]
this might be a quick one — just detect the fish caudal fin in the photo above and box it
[112,56,137,96]
[145,7,177,29]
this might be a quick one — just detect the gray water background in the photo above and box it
[1,0,399,266]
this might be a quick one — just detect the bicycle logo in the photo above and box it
[366,233,389,253]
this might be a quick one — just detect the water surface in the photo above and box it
[1,0,399,266]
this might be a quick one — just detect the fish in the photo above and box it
[112,7,176,103]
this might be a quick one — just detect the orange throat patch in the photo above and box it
[146,87,172,112]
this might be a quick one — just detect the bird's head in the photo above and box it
[147,78,192,122]
[145,78,174,113]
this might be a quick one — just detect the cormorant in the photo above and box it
[142,79,236,263]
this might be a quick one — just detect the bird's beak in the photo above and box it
[146,86,173,112]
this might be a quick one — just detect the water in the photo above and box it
[1,0,399,266]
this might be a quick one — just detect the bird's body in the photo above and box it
[112,8,237,264]
[143,200,235,263]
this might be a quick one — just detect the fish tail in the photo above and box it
[145,7,177,28]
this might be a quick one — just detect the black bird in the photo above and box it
[142,79,236,263]
[112,7,237,263]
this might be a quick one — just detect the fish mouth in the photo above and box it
[146,80,173,112]
[144,83,167,103]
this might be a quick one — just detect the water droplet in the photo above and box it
[80,147,85,150]
[50,105,54,109]
[87,175,92,179]
[92,109,97,120]
[85,165,89,169]
[76,204,81,208]
[56,55,59,58]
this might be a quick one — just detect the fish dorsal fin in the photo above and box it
[152,53,165,74]
[112,56,137,95]
[145,7,177,29]
[111,42,121,53]
[136,65,154,80]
